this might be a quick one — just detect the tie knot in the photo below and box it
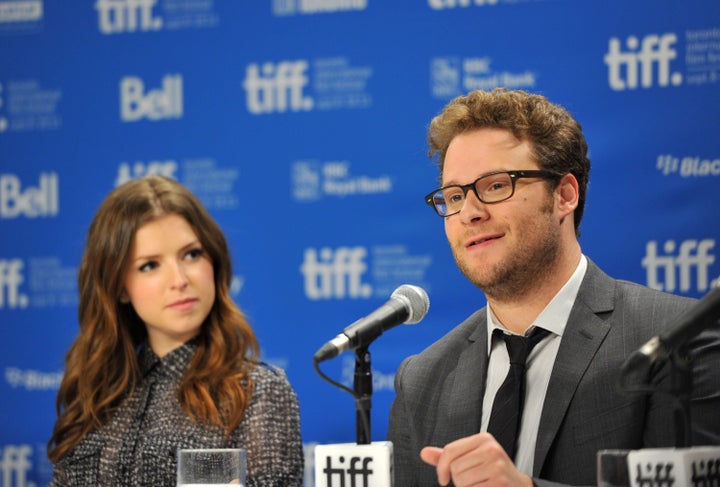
[494,327,550,365]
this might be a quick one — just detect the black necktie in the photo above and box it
[486,327,550,460]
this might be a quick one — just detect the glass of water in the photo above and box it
[177,448,246,486]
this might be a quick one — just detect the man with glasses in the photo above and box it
[387,88,720,486]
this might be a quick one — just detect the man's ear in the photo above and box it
[556,172,579,218]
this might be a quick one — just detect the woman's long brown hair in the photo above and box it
[47,175,259,462]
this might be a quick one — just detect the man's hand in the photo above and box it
[420,432,534,487]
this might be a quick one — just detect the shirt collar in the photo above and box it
[486,254,588,353]
[138,337,200,380]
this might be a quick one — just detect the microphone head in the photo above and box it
[391,284,430,324]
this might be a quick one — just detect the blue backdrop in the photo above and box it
[1,1,719,485]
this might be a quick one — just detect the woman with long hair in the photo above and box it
[48,175,303,486]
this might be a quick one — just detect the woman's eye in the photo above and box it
[186,248,204,260]
[139,261,157,272]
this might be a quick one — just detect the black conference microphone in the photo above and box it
[626,285,720,368]
[313,284,430,363]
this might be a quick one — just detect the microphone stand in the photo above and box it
[669,343,692,447]
[354,346,373,445]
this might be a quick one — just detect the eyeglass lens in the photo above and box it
[434,172,514,215]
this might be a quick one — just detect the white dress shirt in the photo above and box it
[481,254,588,475]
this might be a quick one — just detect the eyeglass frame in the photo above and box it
[424,169,564,217]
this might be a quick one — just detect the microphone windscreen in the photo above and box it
[391,284,430,324]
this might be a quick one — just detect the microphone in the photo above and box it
[313,284,430,362]
[629,285,720,366]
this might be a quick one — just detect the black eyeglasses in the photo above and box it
[424,170,563,217]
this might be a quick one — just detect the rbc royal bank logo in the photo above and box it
[604,33,682,90]
[0,173,59,219]
[242,61,314,114]
[120,74,183,122]
[300,247,372,300]
[95,0,163,34]
[642,239,716,293]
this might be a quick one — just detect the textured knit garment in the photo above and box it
[51,340,304,486]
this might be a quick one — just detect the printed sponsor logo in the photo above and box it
[120,74,183,122]
[0,0,42,22]
[0,444,33,487]
[431,56,536,99]
[115,160,179,186]
[0,80,62,133]
[5,367,62,390]
[95,0,162,34]
[319,455,374,486]
[301,247,372,300]
[685,28,720,86]
[0,259,28,309]
[273,0,367,16]
[0,172,58,219]
[0,257,78,310]
[428,0,498,8]
[642,239,717,293]
[291,160,392,201]
[95,0,220,33]
[656,154,720,177]
[604,33,682,90]
[300,245,432,300]
[115,157,241,210]
[242,57,373,115]
[243,61,313,114]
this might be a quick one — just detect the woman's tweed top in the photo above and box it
[51,340,304,486]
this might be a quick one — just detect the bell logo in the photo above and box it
[242,61,314,114]
[120,74,183,122]
[0,172,59,219]
[604,33,682,91]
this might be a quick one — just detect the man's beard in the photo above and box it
[454,200,560,302]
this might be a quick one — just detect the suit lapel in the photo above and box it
[533,260,615,474]
[433,314,489,447]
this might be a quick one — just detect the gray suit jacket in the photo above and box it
[387,259,720,486]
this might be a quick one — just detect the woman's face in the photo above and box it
[122,213,216,357]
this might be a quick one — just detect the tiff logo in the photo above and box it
[642,239,716,293]
[0,259,28,309]
[115,160,178,186]
[0,445,32,487]
[300,247,371,300]
[95,0,163,34]
[242,61,314,114]
[321,455,373,487]
[0,173,59,219]
[604,33,682,91]
[120,74,183,122]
